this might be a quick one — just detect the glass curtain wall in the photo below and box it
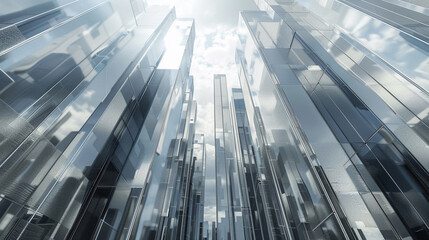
[213,74,253,240]
[186,133,207,240]
[236,0,429,239]
[0,1,198,239]
[230,88,273,240]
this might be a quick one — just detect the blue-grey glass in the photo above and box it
[236,0,429,239]
[231,88,274,240]
[214,74,253,240]
[0,1,200,239]
[236,12,352,239]
[186,134,206,240]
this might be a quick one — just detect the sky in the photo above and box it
[174,0,257,227]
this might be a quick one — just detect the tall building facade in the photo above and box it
[0,1,203,239]
[186,133,207,240]
[230,88,271,240]
[232,0,429,239]
[213,74,250,240]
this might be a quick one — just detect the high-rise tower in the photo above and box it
[0,1,200,239]
[233,0,429,239]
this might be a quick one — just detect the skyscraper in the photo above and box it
[233,0,429,239]
[186,133,207,240]
[2,0,429,239]
[230,88,271,240]
[213,74,251,240]
[0,1,201,239]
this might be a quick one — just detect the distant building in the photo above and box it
[213,74,253,240]
[186,134,206,240]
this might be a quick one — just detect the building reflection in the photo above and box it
[230,0,429,239]
[0,1,202,239]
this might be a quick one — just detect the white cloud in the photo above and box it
[204,205,217,223]
[203,142,217,222]
[196,103,214,141]
[191,25,241,143]
[175,0,257,28]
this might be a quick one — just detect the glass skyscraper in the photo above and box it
[230,0,429,239]
[2,0,429,239]
[0,1,203,239]
[213,74,249,240]
[187,133,207,240]
[230,88,271,240]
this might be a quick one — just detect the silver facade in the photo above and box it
[186,133,207,240]
[233,0,429,239]
[231,88,272,240]
[214,74,253,240]
[0,1,201,239]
